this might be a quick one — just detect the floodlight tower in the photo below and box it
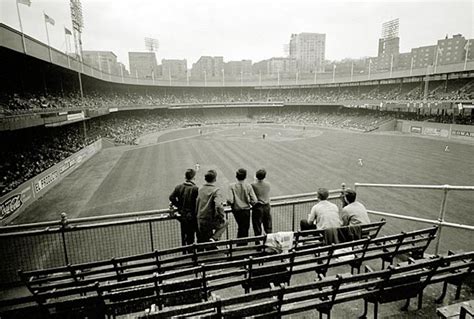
[145,37,160,52]
[144,38,159,81]
[70,0,84,60]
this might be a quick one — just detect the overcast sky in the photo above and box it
[1,0,473,69]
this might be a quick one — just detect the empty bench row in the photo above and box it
[142,251,474,319]
[2,225,440,318]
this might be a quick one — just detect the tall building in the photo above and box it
[224,60,252,78]
[289,33,325,73]
[161,59,187,79]
[82,51,124,76]
[128,52,158,79]
[411,45,437,68]
[437,34,473,65]
[397,52,413,70]
[191,56,224,79]
[327,58,369,75]
[253,57,296,76]
[376,19,400,71]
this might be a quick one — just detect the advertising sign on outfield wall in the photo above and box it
[399,121,474,140]
[0,139,102,224]
[410,126,422,133]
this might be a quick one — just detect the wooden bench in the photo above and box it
[293,219,385,251]
[142,252,472,319]
[30,282,103,318]
[18,235,266,297]
[354,225,438,269]
[437,300,474,319]
[360,251,473,319]
[97,267,208,318]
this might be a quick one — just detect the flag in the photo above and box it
[44,13,55,26]
[64,27,72,35]
[17,0,31,6]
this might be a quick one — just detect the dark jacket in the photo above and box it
[169,181,199,219]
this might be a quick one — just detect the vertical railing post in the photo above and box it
[60,212,70,265]
[291,203,295,232]
[225,211,230,240]
[149,221,154,251]
[434,185,449,255]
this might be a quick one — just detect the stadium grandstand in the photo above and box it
[1,6,474,319]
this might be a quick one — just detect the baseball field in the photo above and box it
[12,124,474,253]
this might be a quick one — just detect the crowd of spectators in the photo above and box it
[1,79,472,116]
[1,81,473,196]
[1,108,394,195]
[254,109,393,132]
[0,125,96,196]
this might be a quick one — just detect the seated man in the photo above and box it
[300,188,342,230]
[340,189,370,226]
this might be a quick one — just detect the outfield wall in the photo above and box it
[397,120,474,140]
[0,139,102,225]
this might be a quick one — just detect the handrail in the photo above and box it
[355,183,474,191]
[367,210,474,231]
[0,190,343,233]
[355,183,474,254]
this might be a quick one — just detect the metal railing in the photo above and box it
[0,188,343,285]
[354,183,474,254]
[1,183,473,285]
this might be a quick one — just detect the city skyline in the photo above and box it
[1,0,472,70]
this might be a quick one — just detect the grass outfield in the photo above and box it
[13,124,474,253]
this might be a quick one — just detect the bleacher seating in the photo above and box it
[142,252,473,319]
[5,223,456,318]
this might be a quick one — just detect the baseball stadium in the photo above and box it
[1,3,474,318]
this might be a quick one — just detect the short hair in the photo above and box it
[185,169,196,181]
[317,188,329,200]
[204,170,217,183]
[235,168,247,181]
[256,168,266,180]
[344,189,357,203]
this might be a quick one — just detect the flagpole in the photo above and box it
[464,40,470,71]
[368,59,371,80]
[16,0,27,54]
[389,54,394,78]
[332,64,336,83]
[106,59,111,81]
[120,65,124,83]
[44,13,52,62]
[350,62,354,82]
[64,28,71,68]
